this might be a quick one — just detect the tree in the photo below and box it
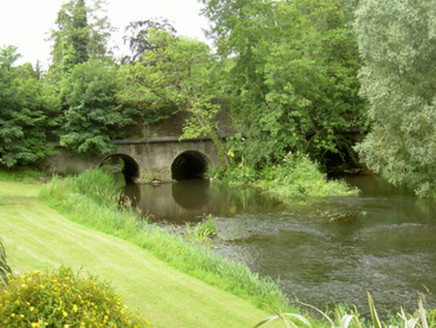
[121,19,177,64]
[60,60,138,155]
[120,29,229,165]
[71,0,90,64]
[354,0,436,197]
[0,47,54,167]
[201,0,367,167]
[49,0,112,83]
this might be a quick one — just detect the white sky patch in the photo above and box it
[0,0,210,68]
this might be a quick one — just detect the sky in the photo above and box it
[0,0,210,68]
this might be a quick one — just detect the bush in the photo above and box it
[0,266,150,327]
[257,153,359,198]
[210,162,257,184]
[212,153,358,198]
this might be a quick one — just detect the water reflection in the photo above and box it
[172,179,211,210]
[122,176,436,317]
[123,180,285,223]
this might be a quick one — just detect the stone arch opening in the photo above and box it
[101,154,140,182]
[171,151,210,181]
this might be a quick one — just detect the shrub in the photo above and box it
[257,153,359,198]
[0,266,150,327]
[212,153,358,198]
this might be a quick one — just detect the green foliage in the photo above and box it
[119,29,230,165]
[258,293,434,328]
[0,47,56,168]
[0,169,48,183]
[202,0,367,167]
[213,154,358,198]
[258,153,358,198]
[255,306,312,328]
[48,169,121,207]
[211,162,257,183]
[49,0,112,80]
[0,266,150,327]
[122,19,177,64]
[184,215,218,245]
[0,240,12,288]
[60,60,138,155]
[354,0,436,198]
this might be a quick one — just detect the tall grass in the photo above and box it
[39,169,293,313]
[0,239,12,287]
[0,168,48,183]
[211,153,359,200]
[256,293,435,328]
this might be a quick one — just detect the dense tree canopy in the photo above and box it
[49,0,112,85]
[354,0,436,197]
[0,47,56,167]
[202,0,367,167]
[0,0,368,173]
[9,0,434,197]
[60,60,137,155]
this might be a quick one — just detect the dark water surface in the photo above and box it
[124,176,436,316]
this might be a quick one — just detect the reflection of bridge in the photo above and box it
[45,136,222,182]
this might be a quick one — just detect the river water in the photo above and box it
[124,175,436,317]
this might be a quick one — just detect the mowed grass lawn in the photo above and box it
[0,180,280,327]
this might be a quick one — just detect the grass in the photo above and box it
[0,175,286,327]
[211,153,359,201]
[0,239,11,287]
[255,293,434,328]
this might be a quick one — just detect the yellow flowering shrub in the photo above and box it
[0,267,151,327]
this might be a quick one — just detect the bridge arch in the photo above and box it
[171,150,211,181]
[101,153,140,182]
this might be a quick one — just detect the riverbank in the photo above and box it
[1,171,434,327]
[0,178,284,327]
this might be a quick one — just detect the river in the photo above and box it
[123,175,436,317]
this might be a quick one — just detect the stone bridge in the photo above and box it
[45,136,222,183]
[44,109,235,182]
